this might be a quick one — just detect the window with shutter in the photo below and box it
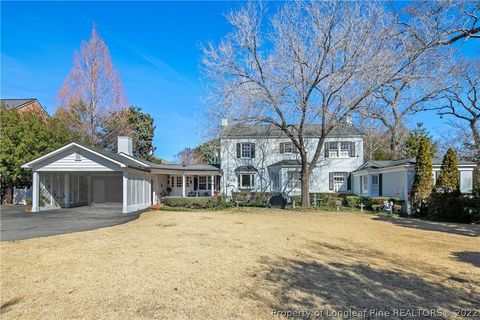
[350,142,356,157]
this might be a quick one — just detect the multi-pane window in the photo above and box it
[330,172,348,191]
[371,175,379,185]
[176,176,183,188]
[280,142,298,154]
[287,171,301,189]
[329,142,339,158]
[239,174,254,188]
[199,176,207,190]
[340,142,350,157]
[362,175,368,193]
[241,143,251,158]
[170,176,175,187]
[271,173,280,190]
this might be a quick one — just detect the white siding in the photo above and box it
[381,171,407,200]
[123,169,151,213]
[33,147,121,172]
[220,135,363,196]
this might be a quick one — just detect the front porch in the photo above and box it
[150,168,221,205]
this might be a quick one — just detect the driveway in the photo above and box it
[0,205,141,241]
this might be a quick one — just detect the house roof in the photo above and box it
[220,123,362,139]
[354,157,477,172]
[22,141,221,173]
[1,98,49,116]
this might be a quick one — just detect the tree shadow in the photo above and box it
[373,216,480,237]
[1,297,22,314]
[452,251,480,268]
[250,255,479,319]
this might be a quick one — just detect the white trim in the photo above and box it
[21,142,126,169]
[118,152,151,167]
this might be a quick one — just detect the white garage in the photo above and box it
[22,137,152,214]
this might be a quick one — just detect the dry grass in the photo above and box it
[1,208,479,319]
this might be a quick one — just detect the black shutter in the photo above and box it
[236,143,241,158]
[379,174,383,196]
[238,174,241,187]
[324,143,329,158]
[347,174,351,190]
[329,172,334,190]
[280,143,284,154]
[350,142,355,157]
[251,143,255,158]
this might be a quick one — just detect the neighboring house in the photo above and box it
[219,119,364,197]
[1,98,49,118]
[352,158,477,212]
[21,137,221,213]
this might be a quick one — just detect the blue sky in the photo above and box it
[1,1,477,161]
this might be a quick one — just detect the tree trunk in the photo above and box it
[471,120,480,160]
[300,153,310,208]
[301,171,310,208]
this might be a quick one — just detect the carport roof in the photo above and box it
[22,141,222,173]
[22,142,151,171]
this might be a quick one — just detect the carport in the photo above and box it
[21,138,152,214]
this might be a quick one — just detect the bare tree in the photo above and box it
[57,26,127,146]
[404,1,480,47]
[202,1,413,207]
[175,148,203,166]
[428,59,479,160]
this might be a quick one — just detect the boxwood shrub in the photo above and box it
[163,196,226,209]
[232,192,276,207]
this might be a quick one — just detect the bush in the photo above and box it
[232,192,276,207]
[163,196,226,209]
[310,193,340,206]
[25,198,32,206]
[344,195,361,208]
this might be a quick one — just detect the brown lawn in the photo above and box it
[1,209,479,320]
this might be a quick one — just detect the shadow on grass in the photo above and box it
[253,257,479,320]
[1,297,22,314]
[453,251,480,268]
[373,216,480,237]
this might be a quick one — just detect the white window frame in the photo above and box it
[340,142,350,158]
[272,172,280,190]
[331,172,348,191]
[176,176,183,188]
[241,143,251,158]
[282,142,297,154]
[361,175,368,193]
[239,173,254,189]
[371,175,379,185]
[287,171,301,189]
[329,142,339,158]
[198,176,207,190]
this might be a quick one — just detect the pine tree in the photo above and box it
[436,148,459,193]
[410,137,433,215]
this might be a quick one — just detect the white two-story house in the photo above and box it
[219,120,364,197]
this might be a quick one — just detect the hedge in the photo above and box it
[232,192,276,207]
[163,196,227,209]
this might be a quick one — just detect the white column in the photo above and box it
[64,174,70,208]
[122,170,128,213]
[211,175,214,196]
[182,174,186,197]
[32,171,40,212]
